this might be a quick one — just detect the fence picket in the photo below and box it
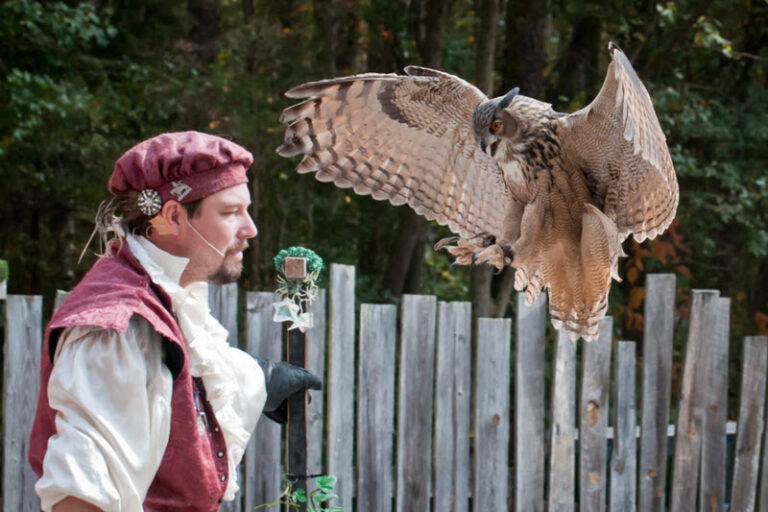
[53,289,68,311]
[396,294,437,512]
[7,271,768,512]
[549,329,577,512]
[610,341,637,512]
[579,316,613,512]
[327,264,356,512]
[731,336,768,512]
[700,297,730,512]
[243,291,283,511]
[357,304,397,511]
[209,283,238,346]
[671,289,720,512]
[307,289,326,476]
[474,317,512,512]
[209,283,241,512]
[434,302,472,512]
[515,292,547,512]
[2,296,43,512]
[639,274,676,512]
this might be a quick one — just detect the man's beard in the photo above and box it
[208,242,247,283]
[209,260,243,284]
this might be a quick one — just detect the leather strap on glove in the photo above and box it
[255,356,322,424]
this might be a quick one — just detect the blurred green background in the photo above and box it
[1,0,766,349]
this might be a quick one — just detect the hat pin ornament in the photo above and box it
[137,188,162,217]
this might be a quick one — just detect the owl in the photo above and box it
[277,42,679,342]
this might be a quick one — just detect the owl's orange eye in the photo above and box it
[490,120,503,133]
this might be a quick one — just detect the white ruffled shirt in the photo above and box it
[35,235,267,511]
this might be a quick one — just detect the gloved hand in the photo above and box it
[255,356,322,424]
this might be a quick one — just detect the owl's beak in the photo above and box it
[480,140,488,153]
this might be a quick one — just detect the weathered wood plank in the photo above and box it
[357,304,397,512]
[515,291,547,512]
[210,283,241,512]
[639,273,676,512]
[610,341,637,512]
[396,294,437,512]
[699,297,730,512]
[670,289,720,512]
[53,289,68,311]
[209,282,239,346]
[434,301,472,512]
[3,295,43,512]
[730,336,768,512]
[243,291,283,512]
[579,316,613,512]
[474,317,512,512]
[306,289,326,476]
[549,329,577,512]
[327,264,356,512]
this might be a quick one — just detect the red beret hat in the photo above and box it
[109,131,252,213]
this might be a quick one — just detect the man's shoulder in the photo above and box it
[51,250,153,332]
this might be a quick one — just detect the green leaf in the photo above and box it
[291,489,307,503]
[315,475,337,489]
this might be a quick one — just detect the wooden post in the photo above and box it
[283,257,309,510]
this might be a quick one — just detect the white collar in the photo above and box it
[126,234,189,287]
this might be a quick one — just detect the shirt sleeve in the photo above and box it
[35,316,173,512]
[221,345,267,444]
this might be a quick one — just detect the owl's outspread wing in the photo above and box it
[278,43,678,343]
[277,68,514,242]
[558,42,679,244]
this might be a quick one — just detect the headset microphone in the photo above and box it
[186,219,226,257]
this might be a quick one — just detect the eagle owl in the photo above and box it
[277,43,679,342]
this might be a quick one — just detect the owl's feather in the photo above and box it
[278,70,515,242]
[277,43,679,342]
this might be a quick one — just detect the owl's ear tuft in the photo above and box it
[498,87,520,110]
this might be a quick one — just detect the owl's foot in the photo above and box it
[435,238,480,266]
[471,244,509,270]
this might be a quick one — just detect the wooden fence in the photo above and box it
[3,265,768,511]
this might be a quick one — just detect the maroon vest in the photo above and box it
[29,244,230,511]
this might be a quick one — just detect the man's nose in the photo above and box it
[241,213,258,239]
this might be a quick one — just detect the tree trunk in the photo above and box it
[420,0,452,68]
[501,0,546,98]
[188,0,221,62]
[381,0,452,296]
[314,0,338,75]
[469,0,513,318]
[552,15,601,109]
[474,0,500,95]
[242,0,253,21]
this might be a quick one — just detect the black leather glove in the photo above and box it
[255,356,322,424]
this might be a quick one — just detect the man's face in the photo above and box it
[182,183,257,285]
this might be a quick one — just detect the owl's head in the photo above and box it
[473,87,551,161]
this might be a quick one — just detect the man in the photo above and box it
[28,131,321,511]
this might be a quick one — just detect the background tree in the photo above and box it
[1,0,766,363]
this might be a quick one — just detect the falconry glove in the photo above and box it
[255,356,322,424]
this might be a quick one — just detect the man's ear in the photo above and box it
[156,201,186,236]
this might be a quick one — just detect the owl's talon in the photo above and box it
[434,236,460,251]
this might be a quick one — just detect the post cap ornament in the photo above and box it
[109,131,253,216]
[272,247,324,332]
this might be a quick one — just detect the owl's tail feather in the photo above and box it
[522,204,625,342]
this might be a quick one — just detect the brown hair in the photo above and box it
[82,192,204,262]
[113,191,203,236]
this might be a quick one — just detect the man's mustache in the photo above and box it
[227,241,249,254]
